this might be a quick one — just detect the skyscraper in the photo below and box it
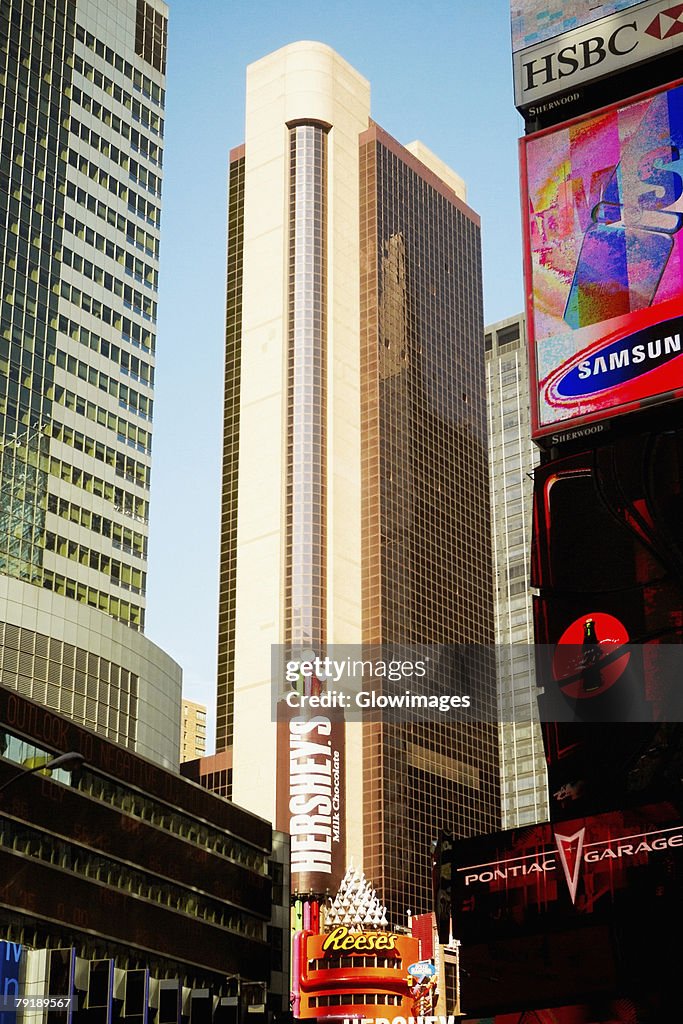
[0,0,180,767]
[217,41,500,924]
[485,313,548,827]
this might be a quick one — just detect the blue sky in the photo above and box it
[145,1,525,750]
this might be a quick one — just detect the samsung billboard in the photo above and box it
[513,0,683,111]
[521,77,683,441]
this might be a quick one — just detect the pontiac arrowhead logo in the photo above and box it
[554,828,586,905]
[645,4,683,39]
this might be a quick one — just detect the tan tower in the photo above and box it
[180,698,207,762]
[216,42,500,925]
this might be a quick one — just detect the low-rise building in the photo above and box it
[0,685,273,1022]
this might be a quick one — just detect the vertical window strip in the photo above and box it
[286,125,328,650]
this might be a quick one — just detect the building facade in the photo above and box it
[460,4,683,1022]
[216,42,500,926]
[180,749,231,798]
[484,314,547,827]
[0,0,181,766]
[0,685,274,1021]
[180,699,207,763]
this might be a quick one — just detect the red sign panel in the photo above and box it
[465,998,662,1024]
[449,801,682,1014]
[453,802,682,928]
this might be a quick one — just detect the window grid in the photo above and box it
[0,620,138,746]
[216,153,245,759]
[360,133,501,926]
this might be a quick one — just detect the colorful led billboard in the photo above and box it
[512,2,643,52]
[521,78,683,440]
[540,720,683,823]
[512,1,683,111]
[0,942,22,1024]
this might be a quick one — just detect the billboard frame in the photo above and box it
[520,75,683,444]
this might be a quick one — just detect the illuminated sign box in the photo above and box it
[294,929,421,1022]
[521,77,683,441]
[453,803,683,928]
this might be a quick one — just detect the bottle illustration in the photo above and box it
[581,617,602,693]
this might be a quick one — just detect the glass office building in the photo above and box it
[0,0,180,767]
[358,125,500,920]
[485,313,548,827]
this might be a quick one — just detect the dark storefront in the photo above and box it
[0,686,273,1023]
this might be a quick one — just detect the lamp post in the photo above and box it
[0,751,85,796]
[443,938,463,1017]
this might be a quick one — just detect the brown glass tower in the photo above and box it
[216,43,500,927]
[358,124,500,920]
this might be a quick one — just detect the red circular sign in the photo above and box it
[552,612,630,698]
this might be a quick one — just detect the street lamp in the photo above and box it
[0,751,85,796]
[443,938,463,1017]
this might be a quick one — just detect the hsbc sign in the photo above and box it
[514,0,683,110]
[460,824,683,904]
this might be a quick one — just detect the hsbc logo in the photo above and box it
[461,826,683,905]
[514,0,683,109]
[646,4,683,39]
